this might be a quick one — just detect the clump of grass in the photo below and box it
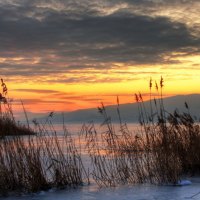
[0,79,89,196]
[0,116,89,196]
[136,77,200,183]
[82,103,146,187]
[83,77,200,187]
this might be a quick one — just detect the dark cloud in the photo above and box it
[0,0,199,81]
[0,10,197,53]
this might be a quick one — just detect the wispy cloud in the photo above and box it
[14,98,75,105]
[12,89,60,93]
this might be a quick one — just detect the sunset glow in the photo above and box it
[1,0,200,116]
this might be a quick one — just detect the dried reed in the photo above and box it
[82,77,200,187]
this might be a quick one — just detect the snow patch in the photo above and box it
[176,180,192,186]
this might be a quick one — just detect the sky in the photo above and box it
[0,0,200,115]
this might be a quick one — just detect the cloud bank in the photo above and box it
[0,0,200,82]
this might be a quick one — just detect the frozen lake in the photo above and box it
[2,123,200,200]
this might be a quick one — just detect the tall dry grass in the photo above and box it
[0,116,89,196]
[82,77,200,187]
[1,77,200,196]
[0,79,89,196]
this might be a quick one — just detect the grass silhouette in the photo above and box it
[0,79,88,196]
[0,77,200,196]
[83,77,200,186]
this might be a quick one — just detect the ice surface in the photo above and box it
[3,178,200,200]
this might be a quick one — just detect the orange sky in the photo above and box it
[7,60,200,114]
[0,0,200,116]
